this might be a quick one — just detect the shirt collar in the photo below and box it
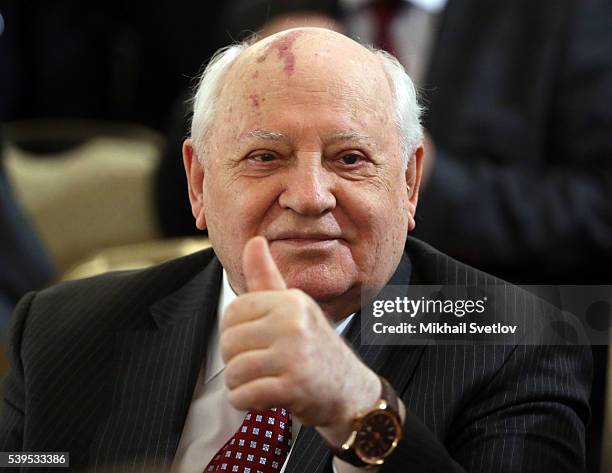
[203,270,236,384]
[340,0,447,14]
[409,0,447,14]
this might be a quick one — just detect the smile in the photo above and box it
[272,238,340,249]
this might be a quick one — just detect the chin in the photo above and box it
[282,263,357,303]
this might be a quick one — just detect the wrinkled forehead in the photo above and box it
[218,29,394,111]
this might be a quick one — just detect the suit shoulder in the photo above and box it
[406,236,551,308]
[22,247,217,333]
[406,236,507,287]
[406,237,580,344]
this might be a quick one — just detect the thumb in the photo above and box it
[242,236,287,292]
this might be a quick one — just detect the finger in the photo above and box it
[228,376,295,412]
[243,236,286,292]
[220,318,277,363]
[220,291,286,332]
[224,349,284,390]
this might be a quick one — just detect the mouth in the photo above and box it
[273,238,338,248]
[269,232,343,249]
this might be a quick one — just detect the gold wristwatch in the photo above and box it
[331,376,403,468]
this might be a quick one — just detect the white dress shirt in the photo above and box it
[172,270,354,473]
[340,0,448,86]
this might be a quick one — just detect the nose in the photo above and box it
[278,157,336,216]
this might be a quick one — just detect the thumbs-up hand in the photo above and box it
[220,236,381,447]
[242,235,287,292]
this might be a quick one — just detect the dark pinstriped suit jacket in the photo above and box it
[0,237,591,472]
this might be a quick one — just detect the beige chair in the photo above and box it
[3,119,165,274]
[61,237,211,281]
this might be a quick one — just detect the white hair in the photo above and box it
[189,38,423,166]
[370,48,424,166]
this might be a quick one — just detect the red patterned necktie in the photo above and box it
[203,407,292,473]
[372,0,405,57]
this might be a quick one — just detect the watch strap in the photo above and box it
[330,376,401,468]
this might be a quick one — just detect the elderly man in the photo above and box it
[0,29,590,473]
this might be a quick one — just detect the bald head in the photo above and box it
[190,27,422,164]
[206,29,394,151]
[236,27,387,79]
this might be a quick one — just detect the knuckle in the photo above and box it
[237,294,254,312]
[287,289,307,308]
[224,296,251,322]
[288,290,319,321]
[219,331,235,358]
[281,375,306,411]
[288,314,310,337]
[224,362,239,388]
[228,389,248,411]
[245,352,263,376]
[223,302,238,325]
[272,376,292,403]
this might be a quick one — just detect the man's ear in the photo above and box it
[183,138,207,231]
[405,144,424,232]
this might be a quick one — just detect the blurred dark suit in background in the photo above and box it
[1,0,54,331]
[411,0,612,286]
[0,129,53,333]
[0,0,227,130]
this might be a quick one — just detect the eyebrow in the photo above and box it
[246,129,285,141]
[328,131,372,143]
[245,129,372,143]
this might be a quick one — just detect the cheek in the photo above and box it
[341,186,408,266]
[343,182,408,238]
[204,177,279,237]
[204,180,279,293]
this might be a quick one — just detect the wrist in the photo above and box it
[317,369,382,447]
[325,376,403,468]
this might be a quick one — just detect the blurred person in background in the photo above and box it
[0,0,226,130]
[0,128,53,334]
[0,10,54,334]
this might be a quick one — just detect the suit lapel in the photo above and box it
[90,258,222,469]
[286,253,427,472]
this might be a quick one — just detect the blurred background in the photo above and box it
[0,0,610,471]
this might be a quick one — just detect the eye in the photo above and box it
[248,152,278,163]
[338,152,365,166]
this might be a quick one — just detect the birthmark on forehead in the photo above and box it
[248,94,260,108]
[256,30,302,76]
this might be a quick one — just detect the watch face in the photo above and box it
[354,411,402,463]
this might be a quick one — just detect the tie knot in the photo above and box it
[370,0,406,54]
[372,0,405,14]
